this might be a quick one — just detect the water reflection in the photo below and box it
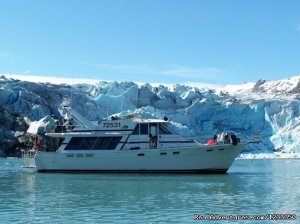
[0,159,299,223]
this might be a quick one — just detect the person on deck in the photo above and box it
[207,135,217,145]
[33,136,41,151]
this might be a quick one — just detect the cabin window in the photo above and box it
[65,137,83,150]
[140,123,148,135]
[65,137,121,150]
[93,137,122,150]
[80,137,98,149]
[159,124,172,134]
[108,137,122,149]
[150,123,157,136]
[93,137,109,149]
[132,125,139,135]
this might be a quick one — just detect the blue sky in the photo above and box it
[0,0,300,85]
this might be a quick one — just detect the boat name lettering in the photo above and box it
[103,122,121,128]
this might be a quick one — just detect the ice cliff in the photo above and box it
[0,74,299,156]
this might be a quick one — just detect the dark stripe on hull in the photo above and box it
[72,129,133,133]
[119,141,195,144]
[37,169,228,174]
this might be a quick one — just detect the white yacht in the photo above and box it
[34,111,249,173]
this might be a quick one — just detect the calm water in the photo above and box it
[0,158,299,224]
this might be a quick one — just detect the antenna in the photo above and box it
[70,77,73,108]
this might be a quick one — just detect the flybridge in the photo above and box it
[63,106,169,132]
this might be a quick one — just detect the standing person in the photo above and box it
[33,136,41,151]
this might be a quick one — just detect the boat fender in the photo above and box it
[230,135,238,145]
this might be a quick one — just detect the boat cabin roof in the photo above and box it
[131,118,169,124]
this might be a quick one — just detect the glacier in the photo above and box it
[0,74,299,157]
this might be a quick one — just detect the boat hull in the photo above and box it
[34,143,246,173]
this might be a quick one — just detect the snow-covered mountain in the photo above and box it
[0,74,299,156]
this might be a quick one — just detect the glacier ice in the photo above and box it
[0,74,300,156]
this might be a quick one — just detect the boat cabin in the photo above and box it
[44,118,197,152]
